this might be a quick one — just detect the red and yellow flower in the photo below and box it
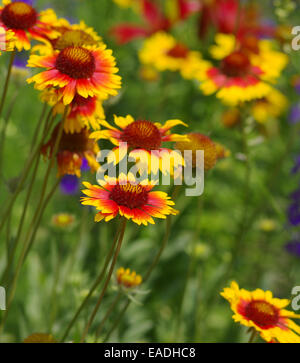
[0,0,57,51]
[81,173,178,225]
[42,89,106,134]
[221,281,300,343]
[91,115,188,175]
[27,43,121,105]
[196,33,288,106]
[117,267,142,288]
[42,124,99,177]
[139,31,203,73]
[32,16,101,55]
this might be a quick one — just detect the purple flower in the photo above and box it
[289,105,300,124]
[288,202,300,226]
[13,57,27,69]
[285,240,300,257]
[292,156,300,174]
[81,157,90,172]
[291,189,300,202]
[60,175,79,195]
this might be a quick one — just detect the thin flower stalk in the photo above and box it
[80,218,127,342]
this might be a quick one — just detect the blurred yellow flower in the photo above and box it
[117,267,142,288]
[51,213,75,229]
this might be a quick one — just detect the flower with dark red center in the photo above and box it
[1,1,37,29]
[0,0,58,51]
[221,281,300,343]
[81,173,178,225]
[41,125,99,177]
[90,114,188,175]
[121,120,162,150]
[55,47,96,79]
[196,33,288,105]
[221,51,251,78]
[243,300,279,329]
[110,184,149,209]
[27,43,121,105]
[167,43,189,59]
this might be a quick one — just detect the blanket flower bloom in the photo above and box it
[42,89,106,134]
[221,281,300,343]
[91,115,188,175]
[32,16,101,55]
[176,132,217,171]
[0,0,57,51]
[139,31,203,73]
[81,173,178,225]
[27,43,121,105]
[41,125,99,177]
[196,33,288,106]
[117,267,142,288]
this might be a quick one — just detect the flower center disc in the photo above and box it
[55,30,98,51]
[59,128,92,153]
[55,46,95,79]
[245,300,279,329]
[221,51,251,77]
[121,120,162,150]
[110,184,148,209]
[167,43,189,58]
[1,1,37,29]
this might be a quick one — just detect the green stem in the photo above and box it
[103,299,130,343]
[0,179,60,332]
[80,218,127,343]
[94,291,122,342]
[1,154,41,286]
[144,215,172,282]
[49,237,62,333]
[102,185,180,342]
[248,329,257,343]
[0,51,16,119]
[0,90,19,183]
[226,115,251,276]
[175,197,203,342]
[0,106,54,235]
[60,219,124,342]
